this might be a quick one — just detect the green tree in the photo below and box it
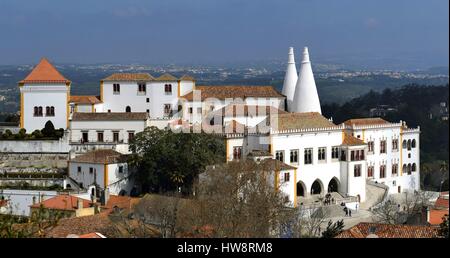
[438,215,449,238]
[41,121,55,137]
[129,126,225,193]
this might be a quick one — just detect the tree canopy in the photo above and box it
[128,126,226,193]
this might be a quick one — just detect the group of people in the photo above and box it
[323,193,335,206]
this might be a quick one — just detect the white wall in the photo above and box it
[21,84,69,132]
[0,189,58,216]
[70,120,146,144]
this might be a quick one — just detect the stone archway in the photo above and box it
[297,181,306,197]
[328,177,340,193]
[311,179,323,195]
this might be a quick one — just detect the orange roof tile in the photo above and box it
[336,222,439,238]
[102,73,154,81]
[45,213,114,238]
[19,58,70,84]
[69,95,102,104]
[343,117,390,127]
[70,149,127,164]
[181,85,284,101]
[101,195,141,214]
[274,112,336,131]
[30,195,92,211]
[342,132,366,146]
[434,195,449,209]
[428,209,448,225]
[155,73,178,81]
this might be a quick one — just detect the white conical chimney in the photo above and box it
[292,47,321,114]
[281,47,298,112]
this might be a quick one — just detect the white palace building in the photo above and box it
[17,47,421,205]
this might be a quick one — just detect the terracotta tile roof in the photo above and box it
[70,149,126,164]
[69,95,102,104]
[102,73,154,81]
[274,112,336,131]
[224,120,246,133]
[336,222,439,238]
[179,74,195,81]
[342,132,366,146]
[259,158,296,171]
[181,85,284,101]
[434,194,449,209]
[211,104,287,117]
[155,73,178,81]
[71,112,148,121]
[45,213,115,238]
[30,195,92,211]
[344,117,390,127]
[428,209,448,225]
[100,195,141,214]
[19,58,70,84]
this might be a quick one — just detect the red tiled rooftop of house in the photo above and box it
[69,95,102,104]
[30,195,91,211]
[336,222,439,238]
[19,58,71,84]
[342,132,366,146]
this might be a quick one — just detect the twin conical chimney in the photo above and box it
[291,47,322,114]
[281,47,298,112]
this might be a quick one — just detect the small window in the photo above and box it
[275,151,284,162]
[138,83,146,93]
[233,146,242,160]
[164,104,172,116]
[392,139,398,151]
[380,140,387,154]
[89,167,94,174]
[113,84,120,94]
[113,132,119,142]
[146,98,150,103]
[331,147,340,159]
[411,139,416,148]
[108,109,111,113]
[77,166,81,173]
[97,132,104,142]
[38,106,43,116]
[407,140,411,150]
[368,141,374,153]
[188,107,193,114]
[318,147,326,161]
[118,166,124,173]
[128,132,135,142]
[164,84,172,94]
[284,172,290,182]
[304,148,313,164]
[367,166,374,178]
[290,149,298,163]
[125,106,131,112]
[380,165,386,178]
[146,109,150,113]
[82,132,89,143]
[354,164,362,177]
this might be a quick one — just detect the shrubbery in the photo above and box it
[0,121,64,140]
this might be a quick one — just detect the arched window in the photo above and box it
[407,140,411,150]
[50,106,55,116]
[38,106,43,116]
[407,164,412,174]
[403,164,407,173]
[411,139,416,148]
[402,140,407,149]
[125,106,131,112]
[46,106,50,116]
[412,163,416,172]
[34,107,39,116]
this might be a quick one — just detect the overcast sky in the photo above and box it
[0,0,448,69]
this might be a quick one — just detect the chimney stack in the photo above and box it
[281,47,298,112]
[291,47,322,114]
